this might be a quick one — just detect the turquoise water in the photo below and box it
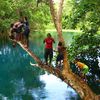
[0,32,81,100]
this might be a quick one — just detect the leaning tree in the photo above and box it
[16,0,100,100]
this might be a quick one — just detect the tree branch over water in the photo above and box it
[16,41,100,100]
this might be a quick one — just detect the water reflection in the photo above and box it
[40,73,80,100]
[0,38,81,100]
[0,42,45,100]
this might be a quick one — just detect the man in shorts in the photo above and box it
[43,33,55,65]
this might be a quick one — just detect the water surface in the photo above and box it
[0,32,81,100]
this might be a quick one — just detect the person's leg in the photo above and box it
[44,49,49,65]
[56,55,59,67]
[24,30,30,47]
[49,49,53,65]
[56,54,61,67]
[20,32,23,42]
[24,34,28,48]
[59,55,63,67]
[26,33,29,47]
[79,68,86,82]
[59,60,62,67]
[82,66,89,82]
[27,30,30,47]
[17,33,20,41]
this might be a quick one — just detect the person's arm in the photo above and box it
[53,38,55,43]
[43,39,45,43]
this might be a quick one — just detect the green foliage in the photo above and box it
[0,0,13,32]
[0,0,51,39]
[62,0,100,93]
[68,32,100,61]
[68,32,100,94]
[63,0,100,34]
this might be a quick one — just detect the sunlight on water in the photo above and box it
[98,57,100,68]
[40,73,78,100]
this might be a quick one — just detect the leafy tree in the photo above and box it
[63,0,100,33]
[0,0,51,40]
[66,0,100,96]
[69,33,100,94]
[0,0,12,32]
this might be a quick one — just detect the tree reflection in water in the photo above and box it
[0,41,80,100]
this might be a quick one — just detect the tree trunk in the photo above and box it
[17,41,100,100]
[49,0,64,42]
[49,0,99,100]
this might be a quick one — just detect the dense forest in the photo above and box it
[0,0,100,100]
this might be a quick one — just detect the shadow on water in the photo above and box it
[0,32,81,100]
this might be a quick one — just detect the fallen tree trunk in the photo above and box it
[17,41,100,100]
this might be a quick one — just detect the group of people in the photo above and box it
[10,20,89,81]
[43,33,64,67]
[43,33,89,81]
[9,17,30,48]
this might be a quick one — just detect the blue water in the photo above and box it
[0,34,80,100]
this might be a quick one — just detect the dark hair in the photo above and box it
[24,17,27,21]
[47,33,51,37]
[15,24,18,28]
[58,41,62,46]
[10,23,14,28]
[74,58,80,63]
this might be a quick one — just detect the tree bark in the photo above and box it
[49,0,64,42]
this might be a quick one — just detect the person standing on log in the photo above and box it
[23,17,30,48]
[56,41,64,68]
[43,33,55,65]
